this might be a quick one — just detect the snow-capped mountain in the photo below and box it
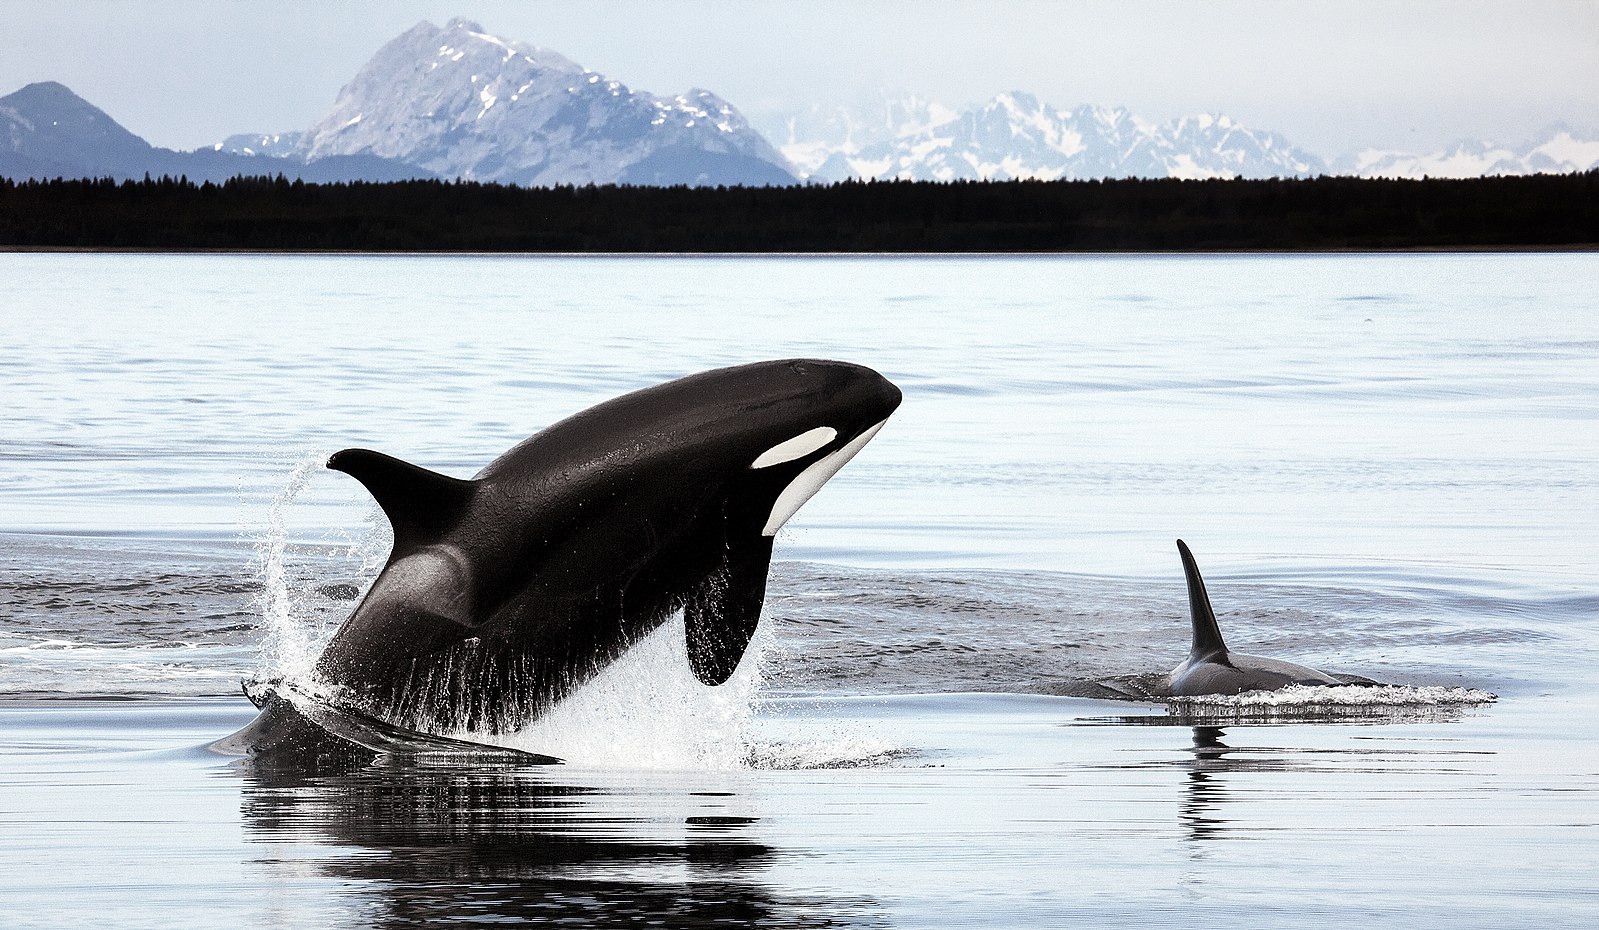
[761,92,1326,182]
[769,94,962,178]
[295,18,795,187]
[0,81,429,183]
[1336,124,1599,178]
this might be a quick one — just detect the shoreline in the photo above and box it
[5,244,1597,255]
[5,172,1594,252]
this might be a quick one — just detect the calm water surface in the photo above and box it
[1,253,1596,928]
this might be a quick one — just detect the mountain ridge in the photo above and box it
[291,18,795,187]
[759,93,1598,182]
[1,81,432,184]
[6,19,1596,188]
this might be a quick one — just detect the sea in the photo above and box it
[2,252,1596,928]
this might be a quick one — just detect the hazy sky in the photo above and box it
[3,1,1595,157]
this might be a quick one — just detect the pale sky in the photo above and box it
[2,1,1595,157]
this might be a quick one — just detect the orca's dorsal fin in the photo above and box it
[327,449,476,556]
[1177,539,1229,660]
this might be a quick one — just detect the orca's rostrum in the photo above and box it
[240,359,901,749]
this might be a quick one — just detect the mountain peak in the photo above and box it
[4,81,130,125]
[2,80,153,173]
[297,19,793,186]
[8,80,77,103]
[993,90,1041,110]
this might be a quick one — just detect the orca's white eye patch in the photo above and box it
[750,426,837,469]
[762,419,887,536]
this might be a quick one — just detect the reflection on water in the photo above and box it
[233,756,885,929]
[1182,726,1232,842]
[1174,725,1326,843]
[1168,723,1497,846]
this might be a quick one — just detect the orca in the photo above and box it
[1166,539,1343,697]
[234,359,901,748]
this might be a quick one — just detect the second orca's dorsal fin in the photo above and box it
[1177,539,1228,660]
[327,449,476,556]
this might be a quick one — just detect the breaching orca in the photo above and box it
[228,359,901,751]
[1166,539,1343,696]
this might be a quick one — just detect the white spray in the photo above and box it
[251,452,386,686]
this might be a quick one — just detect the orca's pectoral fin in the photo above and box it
[328,448,476,555]
[684,536,774,686]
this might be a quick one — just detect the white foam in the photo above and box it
[474,615,762,770]
[456,616,907,772]
[1169,683,1498,717]
[745,736,907,770]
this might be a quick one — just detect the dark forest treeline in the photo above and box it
[1,171,1595,251]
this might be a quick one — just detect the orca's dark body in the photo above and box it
[1166,539,1345,697]
[235,359,901,747]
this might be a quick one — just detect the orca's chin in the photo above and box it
[761,418,889,536]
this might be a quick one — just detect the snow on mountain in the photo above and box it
[762,92,1326,182]
[1132,112,1323,179]
[1527,126,1599,172]
[1337,124,1599,178]
[296,18,795,187]
[766,94,961,176]
[213,132,304,158]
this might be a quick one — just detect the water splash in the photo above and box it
[1166,683,1497,723]
[253,454,321,680]
[469,613,909,771]
[744,735,909,770]
[249,452,380,685]
[476,615,767,770]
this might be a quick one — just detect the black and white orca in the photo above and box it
[231,359,901,749]
[1166,539,1344,696]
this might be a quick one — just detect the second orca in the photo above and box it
[1167,539,1349,697]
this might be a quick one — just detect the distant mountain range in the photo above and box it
[760,93,1324,182]
[1331,125,1599,179]
[4,18,1596,188]
[0,81,431,184]
[759,93,1599,182]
